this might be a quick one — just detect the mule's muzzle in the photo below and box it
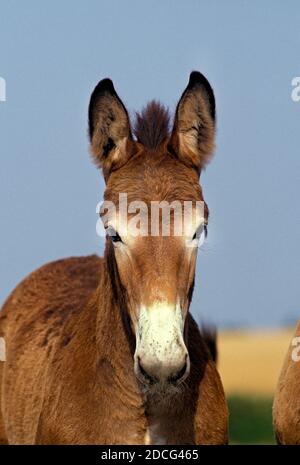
[134,303,190,386]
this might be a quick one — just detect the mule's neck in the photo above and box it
[95,243,137,380]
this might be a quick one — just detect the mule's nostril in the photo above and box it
[137,358,158,385]
[168,360,189,384]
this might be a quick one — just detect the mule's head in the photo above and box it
[88,72,215,388]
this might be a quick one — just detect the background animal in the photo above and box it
[273,320,300,444]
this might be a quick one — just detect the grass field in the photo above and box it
[228,395,275,444]
[218,328,294,444]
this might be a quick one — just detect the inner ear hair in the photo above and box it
[88,78,133,178]
[170,71,216,173]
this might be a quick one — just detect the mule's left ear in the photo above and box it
[88,78,134,180]
[170,71,216,174]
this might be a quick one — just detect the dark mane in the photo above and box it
[133,101,170,149]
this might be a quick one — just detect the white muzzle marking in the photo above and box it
[134,302,189,383]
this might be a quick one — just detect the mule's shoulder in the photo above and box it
[34,254,103,289]
[0,255,103,335]
[30,254,103,280]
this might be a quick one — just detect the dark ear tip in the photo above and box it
[89,78,117,140]
[188,71,215,121]
[92,78,116,97]
[188,71,210,89]
[188,71,204,86]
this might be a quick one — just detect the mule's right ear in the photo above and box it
[88,78,133,180]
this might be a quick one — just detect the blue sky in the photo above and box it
[0,0,299,327]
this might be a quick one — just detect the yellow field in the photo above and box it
[218,328,294,396]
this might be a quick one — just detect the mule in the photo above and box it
[273,321,300,444]
[0,72,228,444]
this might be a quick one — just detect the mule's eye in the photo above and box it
[106,226,122,243]
[111,232,122,243]
[192,224,207,241]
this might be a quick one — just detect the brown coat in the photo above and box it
[0,72,228,444]
[0,255,227,444]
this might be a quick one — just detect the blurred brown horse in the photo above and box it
[274,321,300,444]
[0,72,228,444]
